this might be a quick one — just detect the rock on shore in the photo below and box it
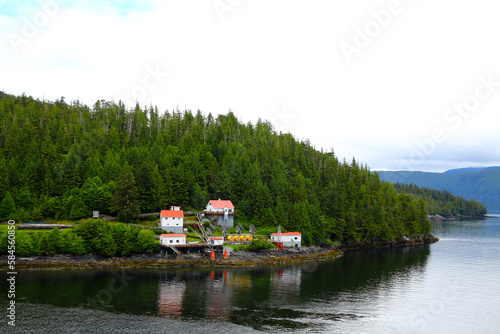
[0,246,343,270]
[339,234,439,250]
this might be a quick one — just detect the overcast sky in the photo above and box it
[1,0,499,172]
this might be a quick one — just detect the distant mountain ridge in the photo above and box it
[443,166,500,175]
[377,167,500,211]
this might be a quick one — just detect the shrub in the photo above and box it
[247,239,276,252]
[15,232,34,256]
[91,232,117,256]
[152,229,167,235]
[137,229,159,253]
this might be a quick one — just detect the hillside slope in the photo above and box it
[377,168,500,211]
[0,92,431,244]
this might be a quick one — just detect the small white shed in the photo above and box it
[160,233,187,246]
[270,232,302,247]
[207,236,224,246]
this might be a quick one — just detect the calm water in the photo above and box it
[2,216,500,333]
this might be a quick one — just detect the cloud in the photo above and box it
[1,0,500,172]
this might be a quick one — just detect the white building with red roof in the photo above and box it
[207,236,224,246]
[270,232,302,247]
[159,206,184,233]
[160,233,187,246]
[204,199,236,228]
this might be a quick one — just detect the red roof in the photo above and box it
[208,237,224,240]
[161,210,184,218]
[209,199,235,209]
[271,232,302,236]
[160,234,186,238]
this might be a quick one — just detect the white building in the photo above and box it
[204,199,235,227]
[207,236,224,246]
[160,233,187,246]
[159,206,184,233]
[270,232,302,247]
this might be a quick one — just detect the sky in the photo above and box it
[1,0,499,172]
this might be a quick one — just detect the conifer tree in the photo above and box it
[0,191,16,221]
[110,162,140,222]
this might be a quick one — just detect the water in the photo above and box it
[2,216,500,333]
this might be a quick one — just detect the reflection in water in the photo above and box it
[2,245,431,331]
[158,280,185,319]
[151,245,430,329]
[2,217,500,333]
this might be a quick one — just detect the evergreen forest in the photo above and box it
[378,168,500,211]
[0,92,434,245]
[392,183,487,216]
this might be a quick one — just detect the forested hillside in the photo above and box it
[378,169,500,211]
[0,92,431,244]
[392,183,487,216]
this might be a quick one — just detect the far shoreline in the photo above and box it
[428,214,492,220]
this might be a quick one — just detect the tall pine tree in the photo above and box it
[110,162,140,222]
[0,191,16,221]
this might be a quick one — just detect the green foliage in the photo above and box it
[0,93,439,246]
[378,169,497,211]
[191,182,209,210]
[121,227,139,256]
[0,231,8,254]
[392,183,488,216]
[69,196,89,220]
[255,226,277,236]
[0,191,16,221]
[110,163,140,223]
[152,228,167,235]
[81,176,114,214]
[91,231,117,256]
[137,229,159,253]
[64,219,159,256]
[63,230,88,255]
[15,232,34,256]
[46,228,65,254]
[247,239,277,251]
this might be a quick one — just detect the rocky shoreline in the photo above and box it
[0,235,439,270]
[0,246,344,270]
[339,234,439,250]
[427,214,489,220]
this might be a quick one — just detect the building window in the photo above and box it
[176,240,179,243]
[170,240,173,243]
[294,237,298,240]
